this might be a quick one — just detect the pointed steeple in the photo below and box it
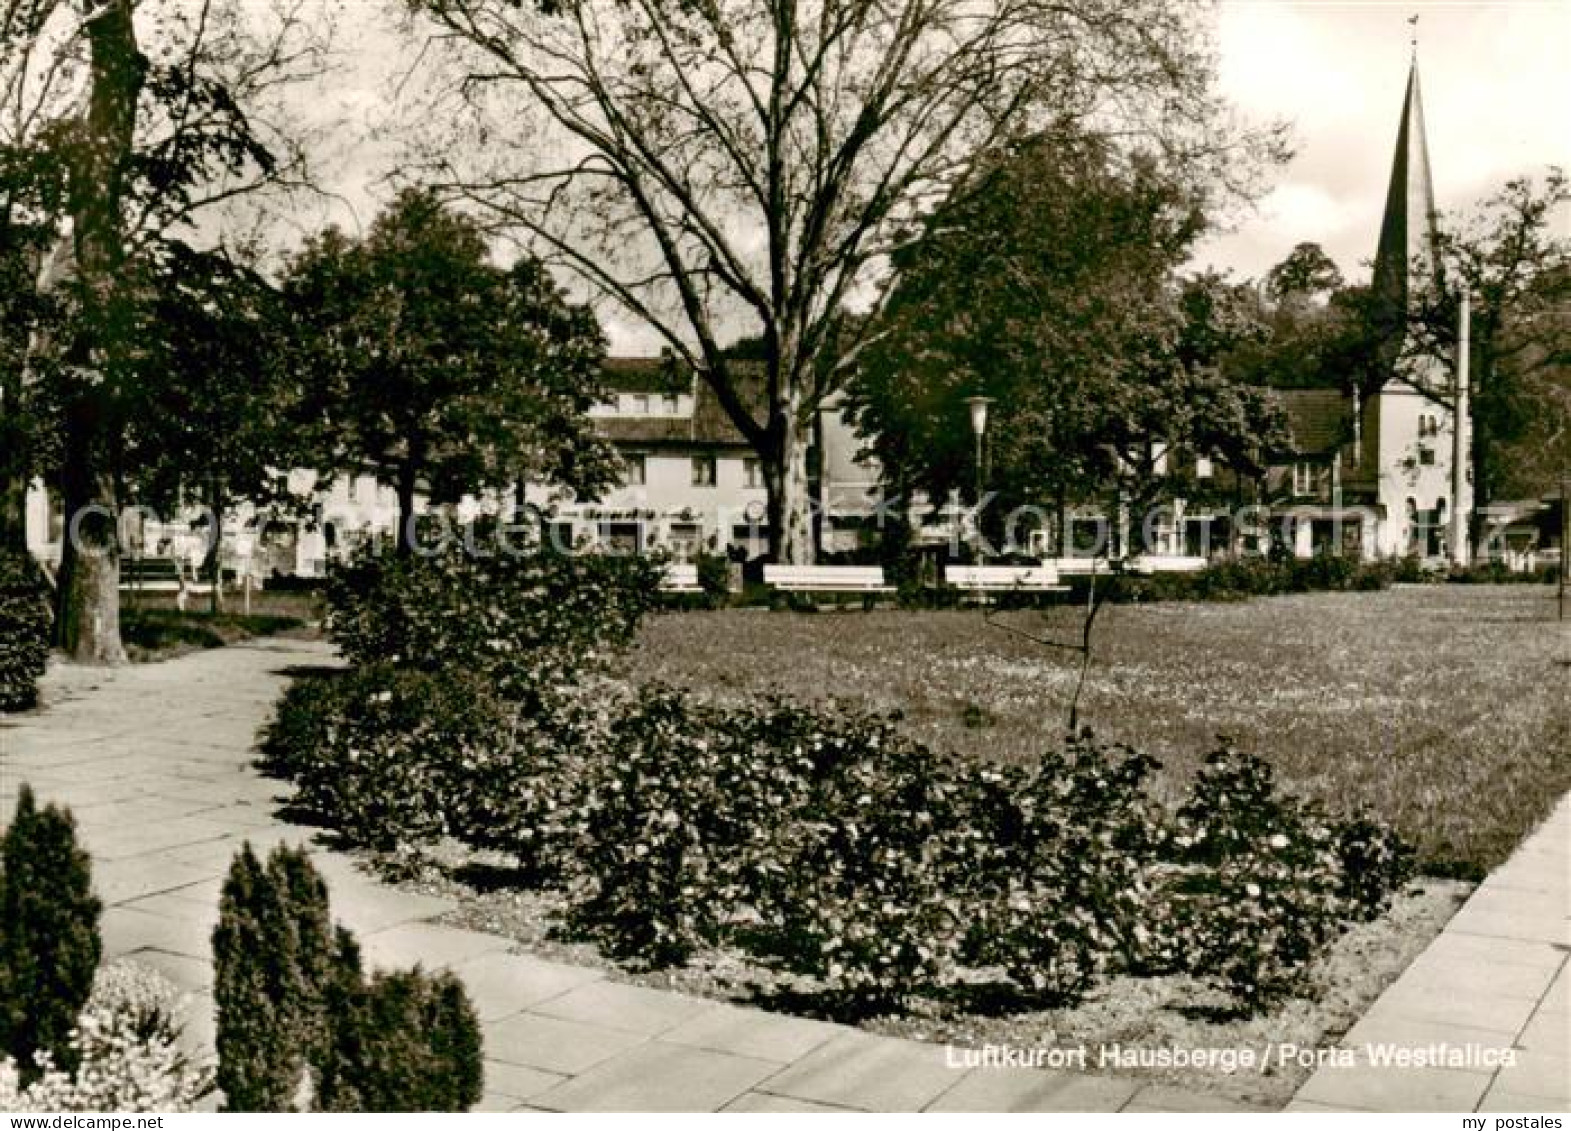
[1372,60,1441,319]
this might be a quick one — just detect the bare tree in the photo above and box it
[405,0,1283,562]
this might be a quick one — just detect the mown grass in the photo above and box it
[121,589,322,662]
[624,585,1571,877]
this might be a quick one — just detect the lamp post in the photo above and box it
[966,396,993,558]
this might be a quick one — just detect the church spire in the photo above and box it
[1372,57,1441,320]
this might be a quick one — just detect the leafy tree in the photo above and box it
[281,190,619,553]
[2,0,334,663]
[1264,241,1344,308]
[407,0,1284,562]
[847,131,1283,554]
[1411,170,1571,505]
[120,242,298,609]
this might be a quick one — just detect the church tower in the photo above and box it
[1368,56,1470,560]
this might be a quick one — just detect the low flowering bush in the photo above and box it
[757,712,974,1002]
[1333,814,1417,920]
[959,734,1167,1000]
[0,962,212,1113]
[325,542,664,695]
[1146,745,1415,1001]
[281,665,509,852]
[0,552,50,713]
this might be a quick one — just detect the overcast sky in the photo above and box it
[306,0,1568,354]
[1193,0,1570,286]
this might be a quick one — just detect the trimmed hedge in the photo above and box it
[325,543,664,695]
[0,553,51,712]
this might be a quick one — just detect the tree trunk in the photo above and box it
[205,479,225,614]
[395,463,418,556]
[52,0,144,664]
[0,470,26,554]
[764,415,815,565]
[54,403,125,663]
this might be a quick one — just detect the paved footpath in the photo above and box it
[0,640,1561,1112]
[1290,794,1570,1113]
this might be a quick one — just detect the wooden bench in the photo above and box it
[120,558,211,594]
[765,565,893,596]
[1130,555,1208,575]
[660,562,703,593]
[1046,556,1116,577]
[945,563,1066,596]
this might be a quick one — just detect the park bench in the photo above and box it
[765,565,893,607]
[1129,554,1208,575]
[120,558,208,593]
[1046,556,1116,577]
[660,562,703,594]
[945,563,1066,599]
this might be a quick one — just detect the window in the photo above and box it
[624,454,646,487]
[691,455,717,487]
[663,393,681,414]
[1418,447,1436,466]
[1291,462,1315,497]
[599,521,643,554]
[667,522,702,560]
[743,457,762,488]
[346,476,358,502]
[630,393,650,414]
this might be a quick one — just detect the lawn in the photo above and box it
[120,589,323,662]
[622,585,1571,878]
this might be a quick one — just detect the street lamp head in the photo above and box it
[966,395,994,438]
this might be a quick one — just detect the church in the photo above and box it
[1254,57,1471,564]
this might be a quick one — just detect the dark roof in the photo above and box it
[602,356,689,394]
[597,358,764,448]
[1269,388,1353,455]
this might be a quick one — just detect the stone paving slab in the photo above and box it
[531,1041,779,1112]
[450,951,605,1023]
[530,978,718,1037]
[924,1064,1142,1112]
[484,1011,647,1075]
[756,1029,965,1112]
[1293,793,1571,1114]
[657,1001,844,1064]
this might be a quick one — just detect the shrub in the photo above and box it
[694,550,732,607]
[1150,746,1412,1002]
[0,552,50,712]
[287,665,510,852]
[213,844,336,1111]
[325,542,663,695]
[564,688,972,995]
[316,965,483,1113]
[0,786,102,1078]
[1334,814,1416,920]
[0,962,212,1113]
[213,846,485,1112]
[959,733,1166,1000]
[256,671,354,782]
[761,726,972,1003]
